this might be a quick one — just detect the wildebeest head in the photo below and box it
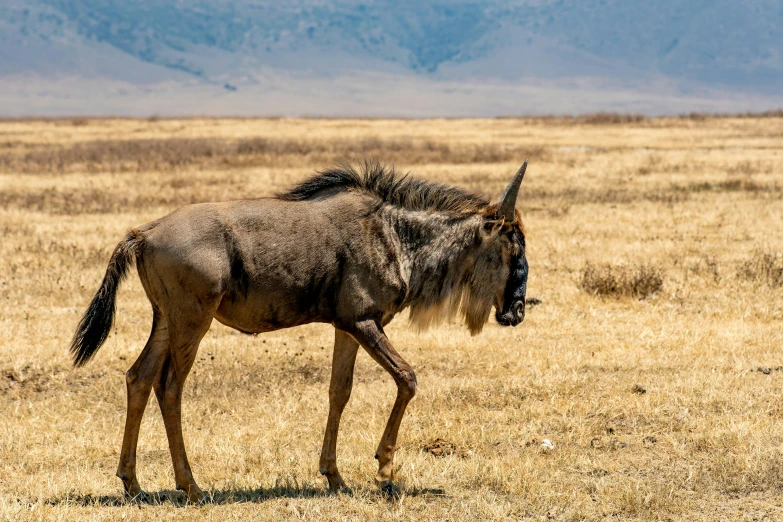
[473,162,528,329]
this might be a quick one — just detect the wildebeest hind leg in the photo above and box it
[154,305,214,503]
[319,329,359,492]
[117,312,170,499]
[347,319,417,496]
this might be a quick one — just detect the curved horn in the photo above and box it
[496,160,527,221]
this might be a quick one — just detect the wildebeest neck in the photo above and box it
[382,207,483,330]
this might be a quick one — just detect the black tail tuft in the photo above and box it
[70,231,142,367]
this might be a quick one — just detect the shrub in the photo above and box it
[580,263,663,299]
[739,251,783,287]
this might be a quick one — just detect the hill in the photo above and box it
[2,1,782,116]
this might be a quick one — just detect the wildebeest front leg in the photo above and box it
[319,329,359,492]
[349,319,417,495]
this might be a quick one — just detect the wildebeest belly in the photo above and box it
[214,258,343,333]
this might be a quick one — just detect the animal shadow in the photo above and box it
[46,484,329,507]
[46,483,447,507]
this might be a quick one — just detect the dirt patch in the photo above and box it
[755,366,783,375]
[0,364,109,399]
[590,437,629,451]
[0,365,52,397]
[422,438,470,458]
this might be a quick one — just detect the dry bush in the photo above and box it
[522,112,647,125]
[0,187,205,215]
[580,263,664,298]
[739,251,783,287]
[631,153,664,176]
[575,112,647,124]
[524,186,690,207]
[726,160,774,176]
[0,138,226,173]
[0,136,548,174]
[673,179,780,195]
[681,109,783,119]
[687,255,722,284]
[682,112,710,121]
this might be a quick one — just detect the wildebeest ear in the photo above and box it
[481,218,504,237]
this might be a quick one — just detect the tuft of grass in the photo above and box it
[580,263,664,299]
[739,251,783,287]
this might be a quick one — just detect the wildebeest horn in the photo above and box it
[496,160,527,221]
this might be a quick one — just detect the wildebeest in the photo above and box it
[71,160,529,501]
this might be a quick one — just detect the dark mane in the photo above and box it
[277,161,489,215]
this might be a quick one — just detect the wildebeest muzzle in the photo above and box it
[496,252,528,327]
[496,300,525,326]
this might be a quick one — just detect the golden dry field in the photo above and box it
[1,116,783,521]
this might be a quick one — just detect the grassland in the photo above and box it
[1,116,782,521]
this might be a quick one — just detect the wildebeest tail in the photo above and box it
[70,230,144,367]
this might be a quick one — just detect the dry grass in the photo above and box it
[680,109,783,120]
[2,116,783,521]
[0,136,547,174]
[739,251,783,288]
[566,112,647,125]
[580,263,664,299]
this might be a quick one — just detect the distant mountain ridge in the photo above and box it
[1,1,782,116]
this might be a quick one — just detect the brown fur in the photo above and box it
[70,161,528,500]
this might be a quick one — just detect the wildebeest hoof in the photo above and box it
[377,480,400,499]
[324,473,351,494]
[120,476,148,502]
[178,483,206,504]
[333,484,354,496]
[124,488,151,504]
